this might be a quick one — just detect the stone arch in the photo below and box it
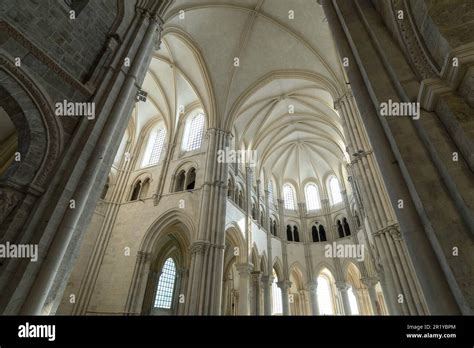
[225,70,342,132]
[124,209,195,314]
[260,251,268,276]
[129,172,152,201]
[170,160,199,193]
[345,262,363,288]
[225,224,246,261]
[251,243,259,271]
[289,261,306,290]
[0,55,63,239]
[314,261,337,279]
[272,257,284,281]
[132,209,194,315]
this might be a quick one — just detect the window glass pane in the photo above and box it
[143,127,166,167]
[154,258,176,309]
[305,183,321,210]
[268,181,274,204]
[283,184,295,210]
[272,269,282,315]
[317,275,334,315]
[348,286,359,315]
[185,113,204,151]
[329,177,342,205]
[148,128,166,165]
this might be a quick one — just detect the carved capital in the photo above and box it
[235,263,253,276]
[190,241,210,255]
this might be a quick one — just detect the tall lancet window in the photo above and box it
[271,269,283,315]
[305,183,321,210]
[154,258,176,309]
[142,125,166,167]
[268,180,274,204]
[182,112,205,152]
[317,275,334,315]
[329,176,342,205]
[283,184,296,210]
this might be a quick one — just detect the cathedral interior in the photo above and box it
[0,0,473,317]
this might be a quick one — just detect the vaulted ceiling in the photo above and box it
[133,0,350,189]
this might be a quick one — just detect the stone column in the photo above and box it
[185,129,231,315]
[251,271,262,315]
[16,7,167,315]
[361,277,379,315]
[262,275,274,315]
[278,280,292,316]
[336,281,352,315]
[256,179,261,227]
[236,263,252,315]
[185,241,209,314]
[321,0,463,314]
[124,251,152,315]
[307,280,320,315]
[320,198,336,241]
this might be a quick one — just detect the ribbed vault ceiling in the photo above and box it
[134,0,350,188]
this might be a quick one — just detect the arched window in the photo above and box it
[317,275,334,315]
[139,178,150,199]
[186,168,196,190]
[272,269,283,315]
[293,226,300,242]
[312,226,319,242]
[268,180,274,204]
[283,184,296,210]
[318,224,327,241]
[329,176,342,205]
[142,126,166,167]
[348,286,359,315]
[286,225,293,241]
[343,217,351,236]
[174,170,186,192]
[182,112,205,152]
[305,183,321,210]
[131,180,141,201]
[337,219,345,238]
[154,258,176,309]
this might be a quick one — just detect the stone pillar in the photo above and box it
[251,271,262,315]
[186,241,209,314]
[185,129,231,315]
[336,281,352,315]
[361,277,379,315]
[236,263,252,315]
[278,280,292,316]
[321,0,464,314]
[124,251,152,315]
[307,280,320,315]
[320,198,336,241]
[262,275,273,315]
[256,179,261,227]
[15,6,167,315]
